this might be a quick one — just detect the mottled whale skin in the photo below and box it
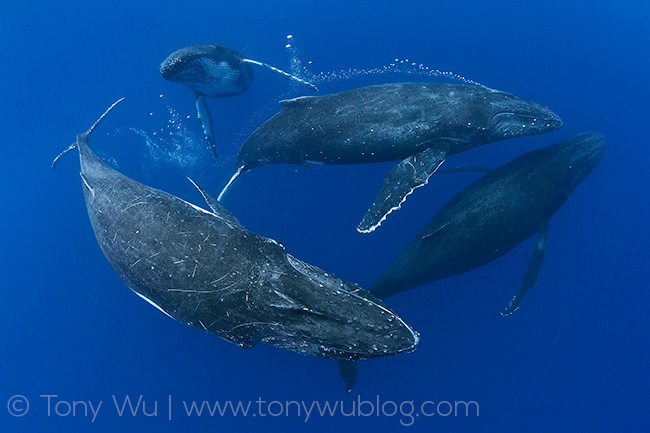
[54,100,419,361]
[371,132,606,315]
[228,82,562,233]
[160,44,318,158]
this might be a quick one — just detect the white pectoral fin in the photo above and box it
[195,93,217,158]
[357,147,447,234]
[242,58,319,92]
[501,220,549,316]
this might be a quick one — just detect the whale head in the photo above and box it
[485,91,563,141]
[160,44,253,97]
[554,132,606,192]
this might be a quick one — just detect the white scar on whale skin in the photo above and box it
[80,173,95,199]
[358,159,446,234]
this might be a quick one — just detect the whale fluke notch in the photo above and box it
[51,97,125,169]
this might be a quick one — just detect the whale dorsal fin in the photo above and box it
[501,220,550,316]
[187,178,243,229]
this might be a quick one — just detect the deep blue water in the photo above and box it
[2,1,649,431]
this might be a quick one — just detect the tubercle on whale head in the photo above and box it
[263,253,420,360]
[159,45,222,81]
[159,56,183,81]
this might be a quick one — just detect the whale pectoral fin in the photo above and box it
[337,360,359,392]
[242,58,319,92]
[357,147,447,233]
[195,93,217,158]
[501,220,549,316]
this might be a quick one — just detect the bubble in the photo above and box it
[285,34,307,91]
[117,104,221,178]
[308,57,485,88]
[231,39,486,157]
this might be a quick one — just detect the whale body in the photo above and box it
[53,100,419,361]
[226,82,562,232]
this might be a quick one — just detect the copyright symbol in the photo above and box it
[7,395,29,417]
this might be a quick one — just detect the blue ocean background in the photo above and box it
[2,0,649,431]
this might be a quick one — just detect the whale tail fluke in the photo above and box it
[51,98,126,169]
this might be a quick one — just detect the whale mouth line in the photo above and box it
[490,111,561,125]
[487,111,563,141]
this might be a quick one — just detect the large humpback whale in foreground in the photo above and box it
[52,100,419,361]
[221,82,562,232]
[372,132,606,315]
[160,44,319,158]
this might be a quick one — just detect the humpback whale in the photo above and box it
[219,82,562,233]
[371,132,606,315]
[338,132,605,390]
[52,99,419,361]
[160,44,319,158]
